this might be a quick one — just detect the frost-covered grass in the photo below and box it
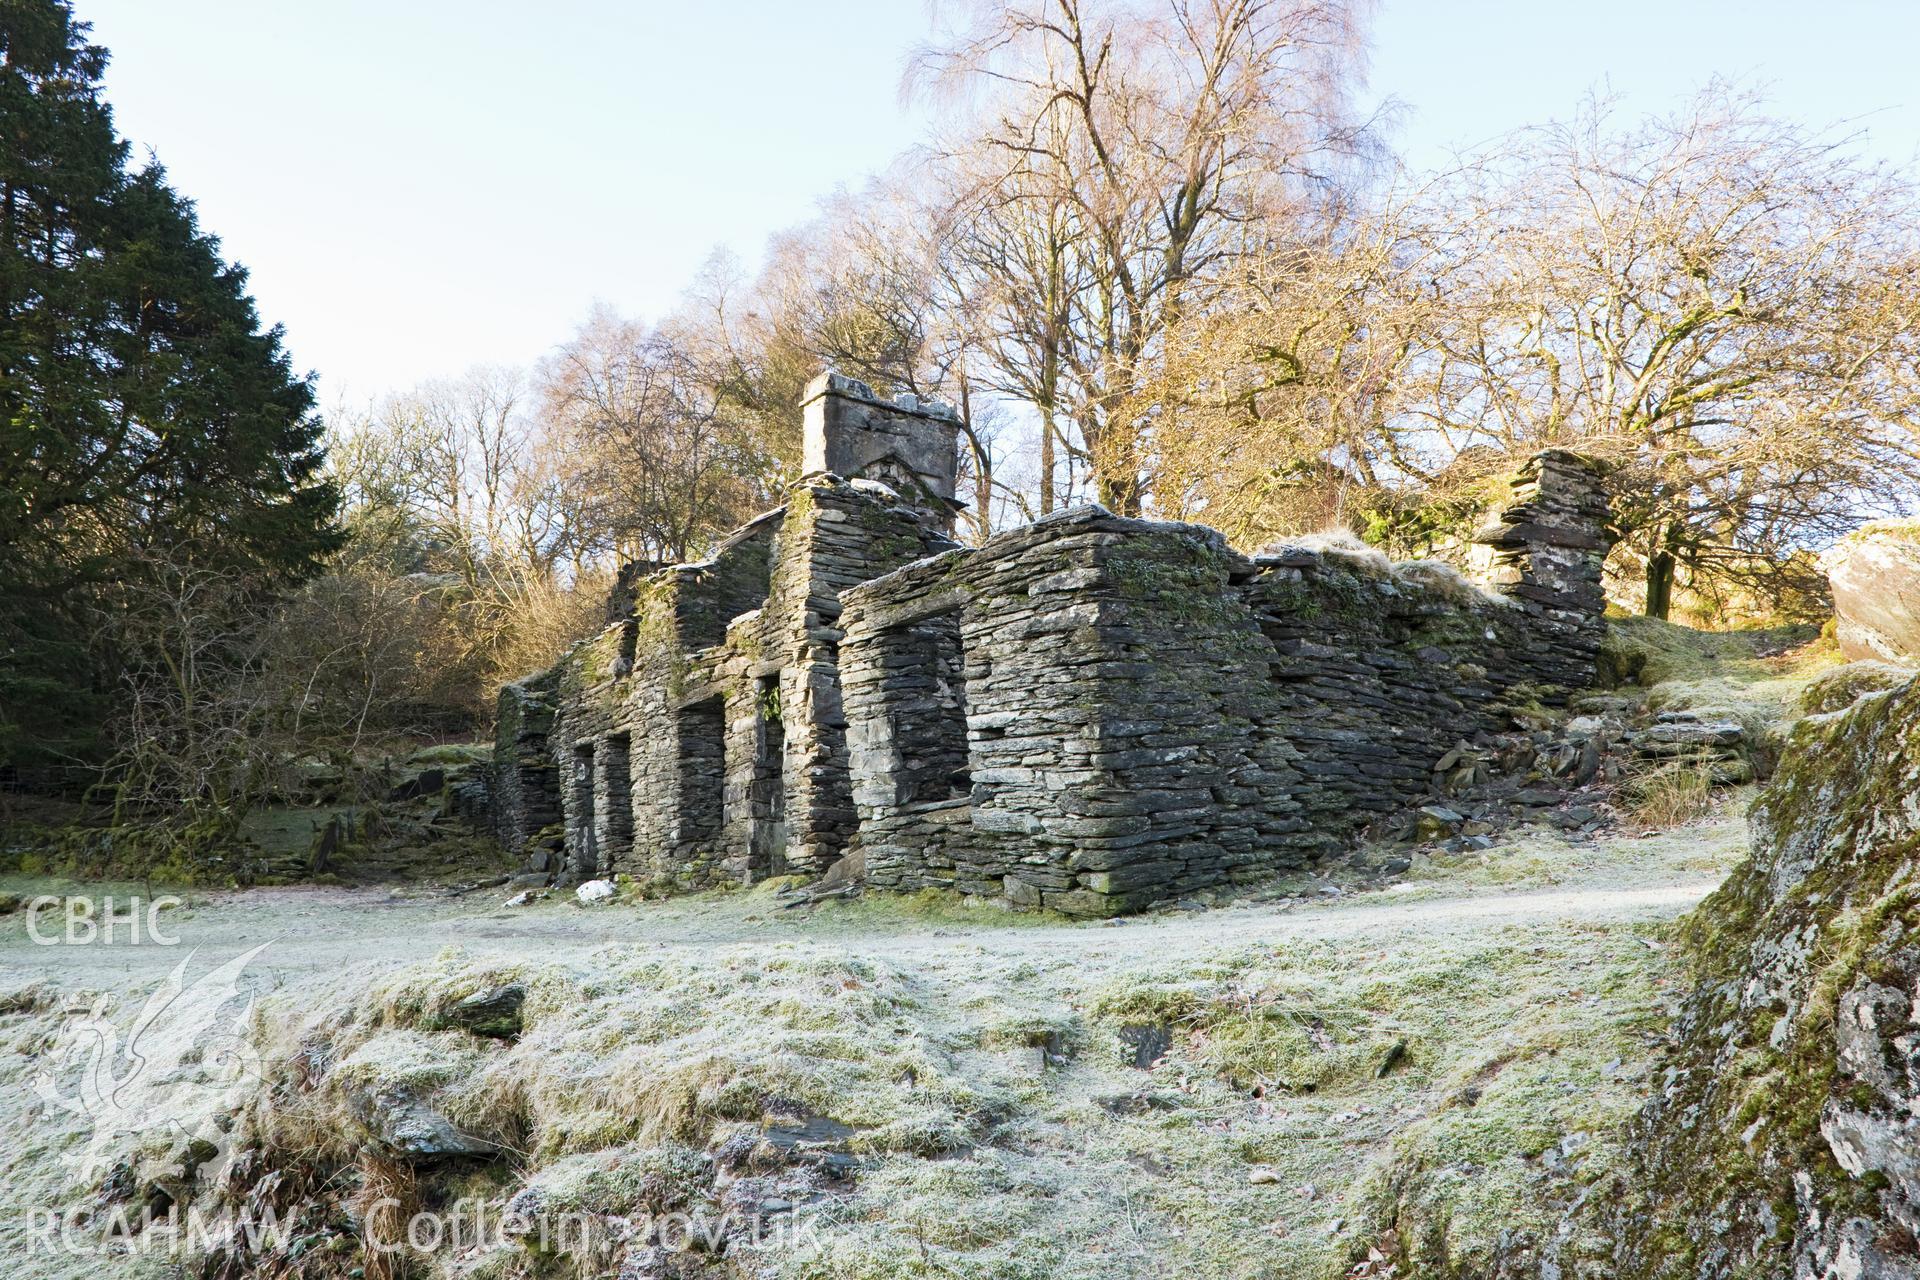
[0,610,1861,1277]
[0,801,1748,1280]
[1600,615,1833,707]
[1603,616,1843,827]
[1265,529,1511,610]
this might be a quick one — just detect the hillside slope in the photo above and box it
[1,818,1743,1280]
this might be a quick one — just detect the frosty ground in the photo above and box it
[1,806,1745,1279]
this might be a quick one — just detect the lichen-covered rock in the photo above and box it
[443,981,526,1039]
[1822,522,1920,662]
[1610,671,1920,1279]
[1801,660,1913,716]
[330,1032,499,1162]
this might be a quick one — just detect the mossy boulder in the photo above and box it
[1609,670,1920,1278]
[1822,521,1920,662]
[1800,660,1913,716]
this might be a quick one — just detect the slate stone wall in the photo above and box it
[498,370,963,889]
[491,369,1614,915]
[840,509,1321,915]
[1468,447,1613,687]
[1244,549,1555,841]
[836,455,1612,915]
[493,667,560,862]
[549,618,636,880]
[620,511,783,886]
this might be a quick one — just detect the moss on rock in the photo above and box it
[1600,671,1920,1279]
[1799,660,1912,716]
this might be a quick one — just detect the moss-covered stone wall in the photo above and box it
[1245,549,1555,839]
[841,495,1607,917]
[490,370,1613,917]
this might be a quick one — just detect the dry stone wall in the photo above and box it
[839,510,1320,914]
[1468,448,1613,686]
[839,471,1612,916]
[493,668,561,866]
[494,371,962,892]
[1244,519,1608,845]
[493,371,1614,916]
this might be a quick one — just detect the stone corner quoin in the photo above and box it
[492,369,1615,918]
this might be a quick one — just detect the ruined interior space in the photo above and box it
[494,370,1615,917]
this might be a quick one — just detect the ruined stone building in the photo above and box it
[494,370,1614,916]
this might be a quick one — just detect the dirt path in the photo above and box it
[0,813,1739,1002]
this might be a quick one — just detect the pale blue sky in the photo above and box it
[79,1,1920,404]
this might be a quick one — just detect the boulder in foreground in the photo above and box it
[1617,669,1920,1278]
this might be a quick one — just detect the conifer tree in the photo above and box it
[0,0,338,767]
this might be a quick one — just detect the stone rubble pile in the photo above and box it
[1626,710,1754,784]
[1381,714,1629,851]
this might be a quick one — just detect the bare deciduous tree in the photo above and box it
[1138,180,1450,543]
[916,0,1379,512]
[539,306,768,565]
[1122,86,1920,619]
[101,549,282,858]
[1406,88,1920,616]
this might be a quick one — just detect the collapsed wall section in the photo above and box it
[1468,448,1613,688]
[1245,548,1549,837]
[623,476,959,889]
[549,616,639,880]
[507,369,964,888]
[621,511,781,886]
[526,473,958,889]
[841,452,1614,915]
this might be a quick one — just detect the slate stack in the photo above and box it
[1470,448,1614,691]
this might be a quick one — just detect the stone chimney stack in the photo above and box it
[1471,449,1615,691]
[800,370,960,526]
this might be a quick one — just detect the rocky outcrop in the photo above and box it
[1822,522,1920,662]
[1612,671,1920,1279]
[345,1084,499,1160]
[1801,661,1913,716]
